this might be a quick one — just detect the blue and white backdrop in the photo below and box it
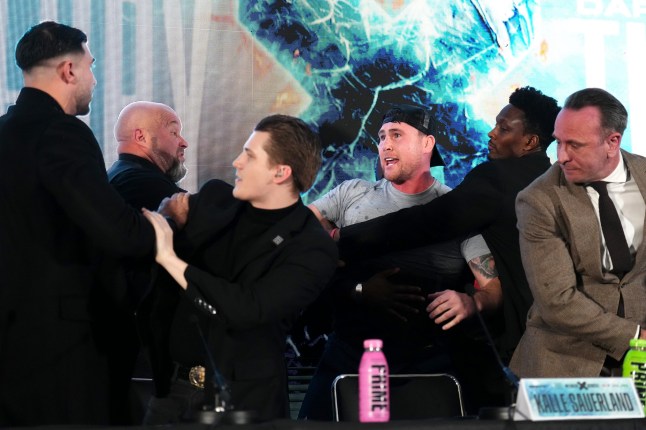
[1,0,644,202]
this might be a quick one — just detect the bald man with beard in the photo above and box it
[106,101,189,424]
[109,101,188,209]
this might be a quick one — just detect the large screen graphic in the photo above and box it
[1,0,644,201]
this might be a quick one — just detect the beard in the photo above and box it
[75,94,91,116]
[152,140,187,183]
[76,102,90,116]
[167,158,188,183]
[74,84,93,116]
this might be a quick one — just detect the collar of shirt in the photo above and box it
[599,153,628,183]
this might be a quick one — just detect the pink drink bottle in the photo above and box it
[358,339,389,422]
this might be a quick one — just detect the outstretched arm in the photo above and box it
[338,167,500,260]
[143,206,338,331]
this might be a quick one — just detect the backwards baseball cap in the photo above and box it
[382,104,445,167]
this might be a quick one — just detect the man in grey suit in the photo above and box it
[510,88,646,377]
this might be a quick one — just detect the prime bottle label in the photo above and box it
[626,362,646,406]
[370,365,388,411]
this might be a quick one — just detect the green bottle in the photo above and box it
[623,338,646,413]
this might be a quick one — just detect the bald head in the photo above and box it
[114,101,188,182]
[115,101,176,145]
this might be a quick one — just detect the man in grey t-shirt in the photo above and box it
[298,105,502,419]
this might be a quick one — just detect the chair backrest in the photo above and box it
[332,373,465,421]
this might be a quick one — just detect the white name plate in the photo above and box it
[513,377,645,421]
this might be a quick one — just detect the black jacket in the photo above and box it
[108,153,184,305]
[140,179,338,421]
[0,88,154,425]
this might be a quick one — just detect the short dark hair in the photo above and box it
[255,114,322,193]
[563,88,628,135]
[509,86,561,151]
[15,21,87,72]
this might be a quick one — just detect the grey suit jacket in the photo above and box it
[510,150,646,377]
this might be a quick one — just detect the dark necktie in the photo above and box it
[589,181,632,274]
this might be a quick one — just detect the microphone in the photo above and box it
[470,296,519,420]
[189,314,233,424]
[189,314,257,425]
[472,303,519,389]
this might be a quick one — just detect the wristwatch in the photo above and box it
[352,283,363,301]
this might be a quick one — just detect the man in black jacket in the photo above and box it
[0,21,154,426]
[106,101,189,423]
[140,115,338,423]
[338,87,560,367]
[108,101,188,303]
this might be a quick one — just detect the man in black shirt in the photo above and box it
[108,101,188,303]
[140,115,338,423]
[106,101,188,423]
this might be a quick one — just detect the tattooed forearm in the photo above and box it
[468,253,498,281]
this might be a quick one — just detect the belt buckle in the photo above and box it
[188,365,206,389]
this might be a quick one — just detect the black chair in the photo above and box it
[332,373,465,421]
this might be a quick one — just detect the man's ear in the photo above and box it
[607,132,622,156]
[525,134,540,152]
[423,134,436,154]
[273,165,293,184]
[57,59,75,84]
[134,128,146,144]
